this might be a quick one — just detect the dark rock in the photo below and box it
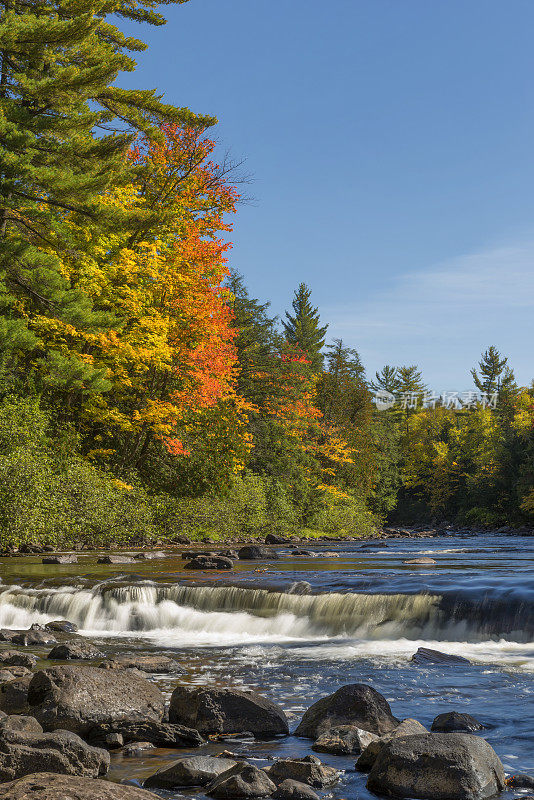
[291,550,313,556]
[207,762,277,798]
[98,654,179,673]
[173,536,191,544]
[267,756,338,788]
[220,550,239,560]
[0,676,33,715]
[47,641,105,660]
[44,620,79,633]
[356,718,429,771]
[87,720,204,748]
[122,741,156,756]
[508,775,534,790]
[97,555,136,564]
[411,647,471,666]
[26,665,164,735]
[169,685,289,737]
[265,534,290,544]
[10,630,56,647]
[42,555,78,564]
[313,724,378,755]
[295,683,399,739]
[0,715,43,734]
[237,546,279,560]
[145,755,238,789]
[0,727,109,781]
[273,779,320,800]
[184,555,234,570]
[431,712,485,733]
[0,772,160,799]
[0,651,37,669]
[367,732,505,800]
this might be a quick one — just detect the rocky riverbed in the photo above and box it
[0,531,532,800]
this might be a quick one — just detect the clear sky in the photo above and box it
[122,0,534,390]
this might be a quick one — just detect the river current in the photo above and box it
[0,533,532,798]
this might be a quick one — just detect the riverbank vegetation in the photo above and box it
[1,0,533,549]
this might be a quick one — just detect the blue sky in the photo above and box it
[122,0,534,389]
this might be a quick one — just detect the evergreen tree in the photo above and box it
[370,365,399,394]
[471,346,516,398]
[319,338,367,424]
[283,282,328,371]
[396,365,426,394]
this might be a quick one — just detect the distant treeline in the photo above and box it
[0,0,532,548]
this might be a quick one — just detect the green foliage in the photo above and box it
[471,345,517,400]
[283,282,328,371]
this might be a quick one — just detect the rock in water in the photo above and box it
[404,557,436,565]
[313,724,378,755]
[431,712,485,732]
[0,651,37,669]
[169,685,289,737]
[207,763,277,799]
[26,665,164,735]
[356,718,428,771]
[268,756,339,788]
[0,773,160,799]
[98,655,179,673]
[48,641,105,660]
[184,556,234,570]
[295,684,399,738]
[411,647,471,665]
[144,756,238,789]
[42,555,78,564]
[237,546,279,560]
[273,780,320,800]
[0,727,109,781]
[87,720,204,749]
[44,620,79,633]
[97,555,136,564]
[367,733,505,800]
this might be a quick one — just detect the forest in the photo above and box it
[1,0,533,549]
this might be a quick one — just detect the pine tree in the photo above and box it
[319,338,367,424]
[396,365,426,394]
[282,282,328,371]
[471,346,516,398]
[370,365,399,394]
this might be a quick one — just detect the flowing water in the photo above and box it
[0,533,533,798]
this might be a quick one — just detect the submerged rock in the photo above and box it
[26,665,164,735]
[144,755,238,789]
[169,685,289,737]
[366,732,505,800]
[295,683,399,738]
[0,772,159,799]
[431,712,485,732]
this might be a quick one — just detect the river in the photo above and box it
[0,532,532,798]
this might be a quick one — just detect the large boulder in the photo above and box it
[0,773,160,799]
[184,556,234,570]
[0,715,43,734]
[237,546,279,560]
[26,665,164,735]
[295,684,399,738]
[0,727,109,781]
[144,756,238,789]
[169,685,289,737]
[44,620,78,633]
[273,780,319,800]
[47,641,104,660]
[431,712,485,732]
[356,718,428,771]
[366,733,505,800]
[98,655,179,673]
[312,724,378,755]
[87,720,204,749]
[207,762,277,798]
[8,630,56,647]
[267,756,339,788]
[0,676,33,715]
